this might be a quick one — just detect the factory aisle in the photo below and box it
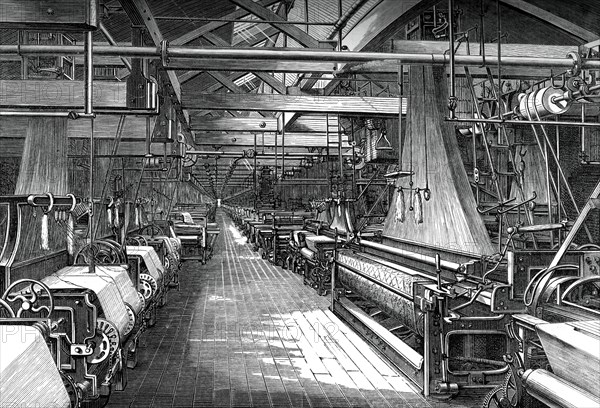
[108,211,431,408]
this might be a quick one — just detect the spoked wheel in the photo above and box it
[74,240,127,265]
[140,224,163,237]
[0,298,15,318]
[2,279,54,318]
[126,235,148,246]
[482,385,509,408]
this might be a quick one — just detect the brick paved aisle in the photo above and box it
[108,210,436,408]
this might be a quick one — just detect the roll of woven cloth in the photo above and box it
[300,247,317,262]
[0,325,70,408]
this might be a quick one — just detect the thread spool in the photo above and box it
[517,87,571,120]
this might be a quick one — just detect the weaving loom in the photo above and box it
[42,274,130,337]
[330,66,512,397]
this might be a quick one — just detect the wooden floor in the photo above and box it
[108,211,477,408]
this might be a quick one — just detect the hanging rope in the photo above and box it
[422,66,431,202]
[94,115,126,238]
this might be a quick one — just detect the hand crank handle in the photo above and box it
[507,222,566,234]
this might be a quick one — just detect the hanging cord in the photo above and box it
[93,115,126,239]
[132,159,148,211]
[422,66,431,201]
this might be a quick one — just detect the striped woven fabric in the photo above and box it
[42,273,130,337]
[336,250,423,333]
[126,246,165,283]
[0,325,70,408]
[56,265,143,314]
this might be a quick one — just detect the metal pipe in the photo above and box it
[84,32,93,115]
[254,133,257,209]
[85,31,95,247]
[338,114,343,179]
[0,107,158,117]
[0,111,72,117]
[398,64,403,166]
[447,117,600,127]
[98,22,132,71]
[496,0,503,118]
[326,0,370,40]
[360,239,464,272]
[0,44,597,70]
[189,151,353,157]
[448,0,456,119]
[275,119,278,181]
[282,112,285,177]
[479,0,485,66]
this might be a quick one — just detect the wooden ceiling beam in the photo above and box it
[206,71,244,93]
[202,31,286,95]
[499,0,597,42]
[228,0,322,49]
[119,0,191,136]
[170,0,281,46]
[183,93,400,115]
[194,133,349,147]
[190,117,278,132]
[178,71,201,84]
[189,115,340,133]
[254,72,287,94]
[280,0,432,132]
